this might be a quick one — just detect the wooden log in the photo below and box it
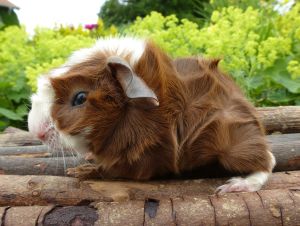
[0,156,86,175]
[3,126,27,134]
[257,106,300,133]
[3,206,54,226]
[269,133,300,171]
[0,133,299,176]
[0,131,41,147]
[0,189,299,225]
[0,145,76,158]
[0,171,299,206]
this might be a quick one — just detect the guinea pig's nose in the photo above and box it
[37,130,47,141]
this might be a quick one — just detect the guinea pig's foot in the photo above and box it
[66,163,101,180]
[84,152,95,161]
[216,177,259,194]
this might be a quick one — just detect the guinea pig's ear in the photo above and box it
[107,56,159,109]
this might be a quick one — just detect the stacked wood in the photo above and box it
[0,172,299,225]
[1,190,300,226]
[0,171,299,206]
[0,106,300,225]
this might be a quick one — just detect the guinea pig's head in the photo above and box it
[28,37,162,154]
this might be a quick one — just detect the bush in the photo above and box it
[26,29,95,91]
[127,4,300,106]
[126,12,203,57]
[0,26,33,130]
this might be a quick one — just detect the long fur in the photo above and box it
[44,40,274,181]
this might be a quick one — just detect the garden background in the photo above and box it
[0,0,299,131]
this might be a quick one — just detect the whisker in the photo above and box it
[61,147,67,176]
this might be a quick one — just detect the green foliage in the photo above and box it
[0,26,33,130]
[26,28,95,91]
[127,12,203,57]
[99,0,208,26]
[195,0,272,21]
[127,4,300,106]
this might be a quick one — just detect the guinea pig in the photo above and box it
[28,37,275,193]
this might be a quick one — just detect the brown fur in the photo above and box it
[51,41,272,180]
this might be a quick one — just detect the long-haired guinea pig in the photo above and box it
[28,37,275,193]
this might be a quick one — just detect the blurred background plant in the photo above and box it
[0,0,19,30]
[0,0,299,130]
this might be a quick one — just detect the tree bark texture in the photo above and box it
[0,181,299,225]
[0,171,299,206]
[257,106,300,133]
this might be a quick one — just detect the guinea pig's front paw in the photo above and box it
[216,177,260,194]
[66,163,101,180]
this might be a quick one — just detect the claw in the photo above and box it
[216,178,253,194]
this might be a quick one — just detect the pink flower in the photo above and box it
[84,24,98,30]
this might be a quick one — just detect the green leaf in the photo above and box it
[9,91,30,103]
[16,104,28,117]
[272,73,300,93]
[246,76,264,89]
[0,107,23,121]
[0,120,8,132]
[266,89,297,104]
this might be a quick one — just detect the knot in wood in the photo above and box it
[32,190,41,197]
[27,180,38,189]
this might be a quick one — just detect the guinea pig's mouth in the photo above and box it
[41,126,71,152]
[42,127,61,148]
[42,127,86,155]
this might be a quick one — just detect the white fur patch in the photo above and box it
[49,66,70,78]
[28,76,55,136]
[59,132,89,154]
[67,37,146,68]
[216,171,271,194]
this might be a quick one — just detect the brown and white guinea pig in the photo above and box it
[28,37,275,193]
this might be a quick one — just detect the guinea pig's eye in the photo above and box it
[72,92,87,106]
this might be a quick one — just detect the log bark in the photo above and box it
[0,145,76,158]
[0,156,86,175]
[0,133,299,176]
[0,171,299,206]
[0,131,41,147]
[268,133,300,171]
[0,183,299,225]
[257,106,300,133]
